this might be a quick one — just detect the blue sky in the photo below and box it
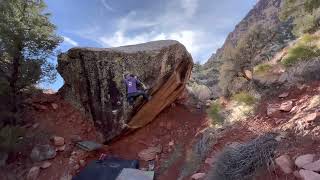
[42,0,257,91]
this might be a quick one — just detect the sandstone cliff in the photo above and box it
[57,40,193,141]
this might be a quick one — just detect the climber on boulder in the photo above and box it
[124,74,151,105]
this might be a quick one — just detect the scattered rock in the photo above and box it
[0,152,8,167]
[30,144,57,162]
[73,164,80,170]
[79,160,86,167]
[279,92,289,98]
[32,123,40,129]
[302,159,320,172]
[267,104,279,116]
[27,166,40,180]
[275,131,288,142]
[227,142,241,148]
[205,157,215,166]
[138,146,162,161]
[295,154,315,168]
[37,105,48,111]
[304,112,320,122]
[191,173,206,179]
[70,135,82,143]
[52,136,65,146]
[60,173,72,180]
[244,70,253,80]
[169,141,174,146]
[51,103,58,110]
[56,145,66,152]
[280,101,293,112]
[299,169,320,180]
[40,161,52,169]
[275,155,294,174]
[293,170,302,179]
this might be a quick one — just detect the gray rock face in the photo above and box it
[279,58,320,84]
[30,144,56,162]
[57,40,193,141]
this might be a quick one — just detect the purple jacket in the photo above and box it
[124,76,141,94]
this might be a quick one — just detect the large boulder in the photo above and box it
[57,40,193,141]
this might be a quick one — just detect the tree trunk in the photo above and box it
[9,48,22,113]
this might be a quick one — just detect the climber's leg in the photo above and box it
[136,90,151,101]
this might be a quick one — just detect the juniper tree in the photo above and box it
[0,0,62,113]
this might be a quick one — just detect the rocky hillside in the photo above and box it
[193,0,296,97]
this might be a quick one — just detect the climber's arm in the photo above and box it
[136,77,147,90]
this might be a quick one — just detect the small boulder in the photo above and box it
[70,135,82,143]
[168,141,174,146]
[244,70,253,80]
[302,159,320,172]
[30,144,57,162]
[51,103,58,110]
[295,154,315,168]
[279,92,289,98]
[280,101,293,112]
[52,136,65,146]
[60,173,72,180]
[79,159,86,167]
[40,161,52,169]
[275,155,294,174]
[73,164,80,170]
[205,157,215,166]
[293,170,302,179]
[267,104,279,116]
[32,123,40,129]
[27,166,40,180]
[56,145,66,152]
[304,112,320,122]
[138,146,162,161]
[299,169,320,180]
[191,173,206,179]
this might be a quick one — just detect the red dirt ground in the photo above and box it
[2,81,320,180]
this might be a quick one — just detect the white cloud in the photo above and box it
[99,29,213,62]
[180,0,199,17]
[101,0,114,11]
[72,0,253,63]
[62,36,78,46]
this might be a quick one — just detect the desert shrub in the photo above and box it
[253,64,273,75]
[280,0,320,36]
[159,144,183,174]
[231,92,256,106]
[282,34,320,66]
[207,133,278,180]
[305,0,320,13]
[0,126,25,153]
[178,129,217,180]
[207,102,225,126]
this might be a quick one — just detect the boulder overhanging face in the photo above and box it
[57,40,193,141]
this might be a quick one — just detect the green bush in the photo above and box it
[0,126,25,153]
[231,92,256,106]
[207,102,224,125]
[253,64,273,75]
[282,44,320,66]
